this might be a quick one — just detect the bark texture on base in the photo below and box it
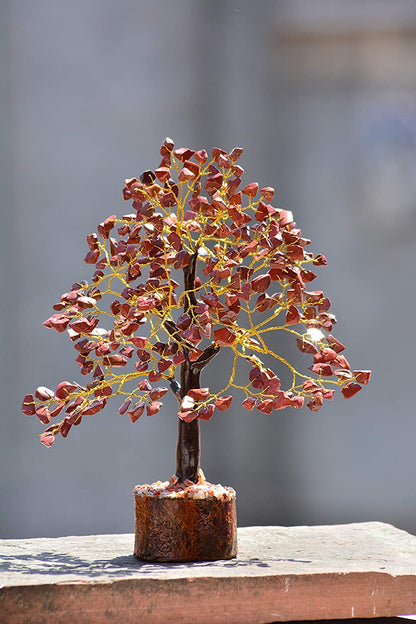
[134,491,237,562]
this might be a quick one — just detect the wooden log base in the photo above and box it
[133,473,237,562]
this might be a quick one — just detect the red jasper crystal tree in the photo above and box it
[22,138,370,484]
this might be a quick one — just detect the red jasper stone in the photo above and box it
[146,401,162,416]
[35,386,54,401]
[174,147,195,161]
[242,182,259,197]
[103,354,128,367]
[128,402,145,422]
[174,250,191,269]
[213,327,236,347]
[342,382,362,399]
[160,137,174,156]
[194,149,208,163]
[215,396,233,411]
[188,388,210,401]
[260,186,275,200]
[36,406,51,424]
[310,363,333,377]
[40,434,55,447]
[178,410,198,423]
[286,305,300,326]
[307,393,324,412]
[326,334,346,353]
[251,274,271,294]
[55,381,78,400]
[22,394,35,416]
[353,370,371,385]
[296,338,319,355]
[229,147,244,162]
[197,404,215,420]
[118,398,132,415]
[256,399,274,414]
[242,397,257,410]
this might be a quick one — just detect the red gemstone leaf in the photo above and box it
[197,404,215,421]
[353,370,371,385]
[242,182,259,197]
[158,358,173,373]
[178,410,198,423]
[260,187,275,200]
[296,338,319,355]
[256,399,274,414]
[146,401,162,416]
[173,351,186,365]
[273,393,292,410]
[77,296,96,309]
[128,402,145,422]
[167,231,182,251]
[55,381,79,400]
[303,379,319,392]
[120,346,134,358]
[150,387,168,400]
[43,314,69,333]
[22,394,35,416]
[335,355,350,370]
[188,349,203,362]
[35,386,54,401]
[213,327,236,347]
[250,274,271,294]
[341,382,362,399]
[173,250,191,269]
[160,137,174,156]
[60,419,72,438]
[131,336,147,348]
[194,149,208,163]
[263,377,281,396]
[173,147,195,161]
[290,396,305,409]
[242,397,257,410]
[155,166,171,182]
[313,348,338,364]
[313,254,328,266]
[326,334,345,353]
[278,210,293,227]
[215,395,233,411]
[138,379,152,391]
[36,406,51,425]
[310,363,333,377]
[84,249,100,264]
[40,433,55,447]
[187,388,210,401]
[286,306,300,326]
[83,399,106,415]
[103,354,128,367]
[306,392,323,412]
[50,402,65,418]
[228,147,244,162]
[118,398,132,415]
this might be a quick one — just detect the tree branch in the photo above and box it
[169,377,181,405]
[191,343,221,373]
[183,252,198,312]
[162,318,195,351]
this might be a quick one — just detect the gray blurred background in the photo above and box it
[1,0,416,539]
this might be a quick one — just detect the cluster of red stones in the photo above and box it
[22,137,370,446]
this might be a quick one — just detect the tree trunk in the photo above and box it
[175,357,201,483]
[175,253,220,483]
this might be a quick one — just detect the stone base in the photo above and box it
[1,523,416,623]
[133,478,237,561]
